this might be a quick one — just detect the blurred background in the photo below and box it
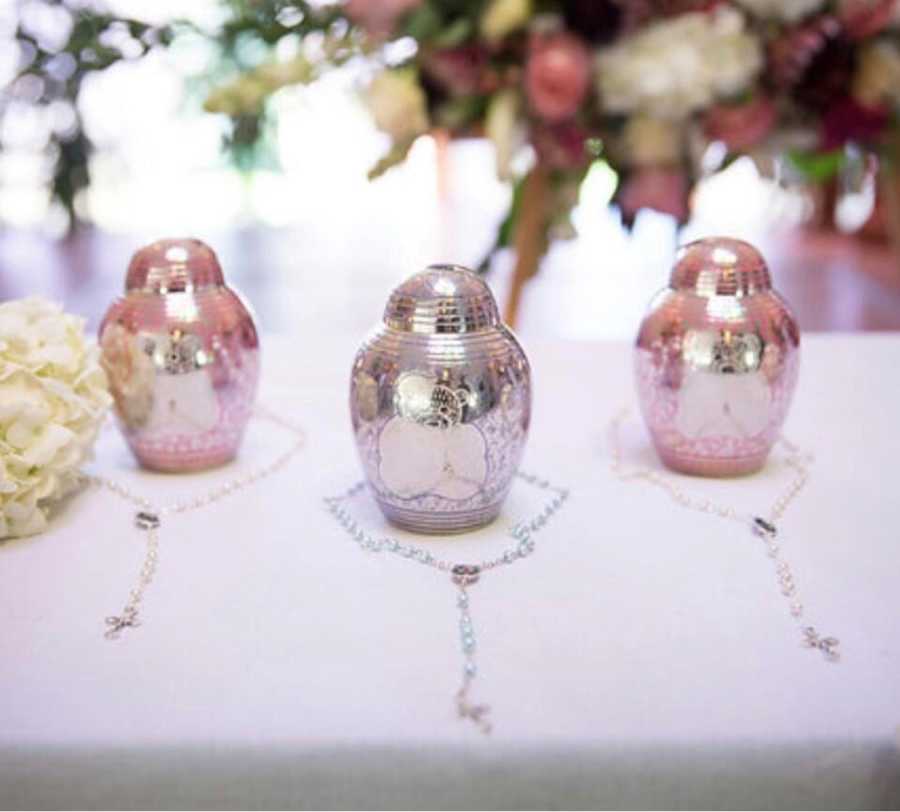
[2,0,900,339]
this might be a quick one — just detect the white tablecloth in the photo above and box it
[2,334,899,810]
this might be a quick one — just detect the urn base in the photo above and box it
[377,499,502,535]
[654,443,768,478]
[130,444,238,474]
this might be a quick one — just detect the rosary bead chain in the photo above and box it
[609,407,838,662]
[91,407,307,639]
[324,472,568,574]
[324,471,569,734]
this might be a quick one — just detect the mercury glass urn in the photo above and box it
[635,237,800,477]
[99,238,260,472]
[350,264,532,533]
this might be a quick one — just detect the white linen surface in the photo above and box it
[1,334,899,809]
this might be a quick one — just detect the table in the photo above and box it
[2,334,899,810]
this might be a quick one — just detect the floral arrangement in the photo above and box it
[199,0,900,275]
[0,298,111,538]
[11,1,900,258]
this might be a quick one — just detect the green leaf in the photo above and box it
[403,4,444,42]
[435,94,487,130]
[433,18,472,48]
[785,149,846,182]
[367,138,416,180]
[497,174,526,249]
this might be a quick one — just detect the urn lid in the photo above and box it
[384,264,501,333]
[670,237,772,296]
[125,238,225,293]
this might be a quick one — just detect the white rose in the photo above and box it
[366,68,430,143]
[596,8,763,120]
[0,298,111,538]
[734,0,825,22]
[480,0,532,43]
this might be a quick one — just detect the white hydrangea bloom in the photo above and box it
[0,298,111,538]
[596,8,763,120]
[734,0,825,22]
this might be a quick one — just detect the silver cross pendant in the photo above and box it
[104,607,140,639]
[803,626,840,661]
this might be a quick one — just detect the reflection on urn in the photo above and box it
[635,238,800,477]
[350,264,531,533]
[673,330,771,441]
[99,238,260,472]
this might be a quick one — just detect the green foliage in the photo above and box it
[785,149,847,183]
[10,3,171,227]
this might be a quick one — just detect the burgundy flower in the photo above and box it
[533,122,591,170]
[525,31,592,122]
[768,16,856,111]
[704,95,777,152]
[617,167,690,227]
[423,45,492,96]
[821,96,889,149]
[839,0,899,40]
[561,0,624,44]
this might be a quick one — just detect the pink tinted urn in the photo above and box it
[99,238,260,472]
[350,264,531,533]
[635,238,800,476]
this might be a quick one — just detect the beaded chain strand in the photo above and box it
[609,407,839,662]
[325,472,570,734]
[87,407,306,639]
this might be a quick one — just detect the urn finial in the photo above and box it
[670,237,772,297]
[125,238,225,293]
[384,264,501,334]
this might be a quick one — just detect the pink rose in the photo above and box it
[344,0,423,38]
[704,95,777,152]
[525,32,592,122]
[617,167,690,227]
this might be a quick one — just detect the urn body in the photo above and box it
[99,238,260,472]
[350,264,531,533]
[635,238,800,476]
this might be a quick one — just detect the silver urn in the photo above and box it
[99,238,260,472]
[350,264,532,533]
[635,237,800,477]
